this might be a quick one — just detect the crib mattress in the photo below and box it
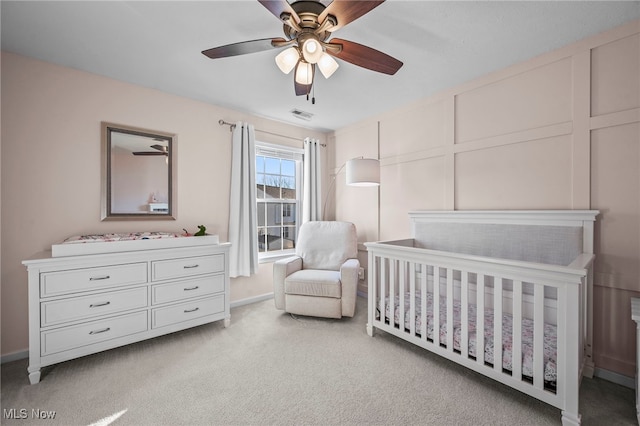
[383,292,557,383]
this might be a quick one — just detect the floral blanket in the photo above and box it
[62,232,180,244]
[384,292,557,383]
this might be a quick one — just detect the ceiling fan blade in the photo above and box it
[319,1,385,32]
[327,38,403,75]
[202,37,286,59]
[258,0,300,25]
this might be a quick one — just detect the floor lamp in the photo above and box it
[322,157,380,220]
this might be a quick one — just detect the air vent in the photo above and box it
[290,108,313,121]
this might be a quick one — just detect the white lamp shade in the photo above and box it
[295,61,314,85]
[317,53,339,79]
[275,47,299,74]
[301,38,323,64]
[346,158,380,186]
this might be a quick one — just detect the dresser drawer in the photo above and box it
[151,295,225,329]
[151,254,224,281]
[41,287,148,327]
[151,275,224,305]
[41,263,148,297]
[40,311,148,356]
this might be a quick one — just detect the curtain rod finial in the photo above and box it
[219,119,236,132]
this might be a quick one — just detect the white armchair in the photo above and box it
[273,221,359,318]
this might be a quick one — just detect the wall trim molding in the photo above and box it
[379,121,573,168]
[230,293,274,309]
[1,350,28,364]
[453,121,573,154]
[590,107,640,130]
[594,367,635,389]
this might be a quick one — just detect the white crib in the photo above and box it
[365,210,599,426]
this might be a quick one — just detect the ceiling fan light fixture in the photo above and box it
[294,61,314,85]
[301,37,323,64]
[317,53,339,78]
[275,47,299,74]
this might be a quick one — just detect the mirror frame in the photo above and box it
[101,122,177,221]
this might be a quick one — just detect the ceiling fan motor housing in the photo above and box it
[283,1,334,44]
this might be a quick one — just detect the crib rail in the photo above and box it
[365,240,593,417]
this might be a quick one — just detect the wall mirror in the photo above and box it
[101,122,177,221]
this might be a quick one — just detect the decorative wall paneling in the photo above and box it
[589,30,640,379]
[332,19,640,379]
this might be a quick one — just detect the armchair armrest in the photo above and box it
[273,256,302,310]
[340,258,360,317]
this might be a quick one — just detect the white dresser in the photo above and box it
[23,241,230,384]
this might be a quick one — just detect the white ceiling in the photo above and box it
[2,1,639,132]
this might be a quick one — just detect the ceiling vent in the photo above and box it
[290,108,313,121]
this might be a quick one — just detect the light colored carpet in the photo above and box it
[1,296,636,425]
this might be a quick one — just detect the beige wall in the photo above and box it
[0,52,327,357]
[332,20,640,378]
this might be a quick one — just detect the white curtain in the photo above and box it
[303,138,322,222]
[228,122,258,278]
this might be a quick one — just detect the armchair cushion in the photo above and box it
[285,269,341,298]
[295,221,357,271]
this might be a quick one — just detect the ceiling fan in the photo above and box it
[132,144,168,156]
[201,0,403,98]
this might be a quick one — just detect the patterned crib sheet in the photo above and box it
[384,292,557,383]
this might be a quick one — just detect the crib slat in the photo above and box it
[512,280,523,380]
[461,271,469,358]
[556,285,567,400]
[409,261,416,336]
[389,259,395,330]
[369,254,377,333]
[477,274,485,365]
[399,260,406,332]
[380,257,386,327]
[433,266,440,346]
[494,277,503,374]
[420,264,427,340]
[533,283,545,389]
[446,269,454,351]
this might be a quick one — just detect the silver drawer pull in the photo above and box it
[183,264,199,269]
[89,301,111,308]
[89,275,111,281]
[184,286,200,291]
[184,307,200,313]
[89,327,111,335]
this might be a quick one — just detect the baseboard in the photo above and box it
[1,349,28,364]
[230,292,274,309]
[594,367,635,389]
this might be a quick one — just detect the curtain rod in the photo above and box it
[218,119,326,146]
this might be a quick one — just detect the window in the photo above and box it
[256,142,303,258]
